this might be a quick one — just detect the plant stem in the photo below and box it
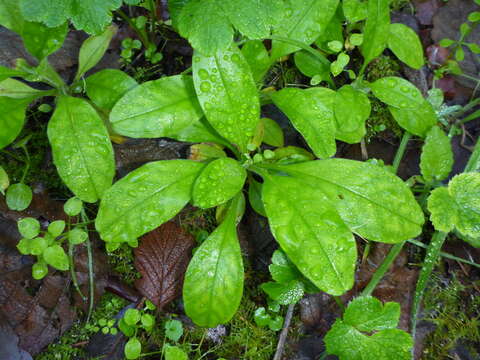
[333,296,345,312]
[392,131,411,173]
[68,219,87,301]
[81,209,95,323]
[117,9,149,47]
[20,146,30,183]
[273,303,295,360]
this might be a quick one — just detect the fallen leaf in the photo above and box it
[134,221,195,308]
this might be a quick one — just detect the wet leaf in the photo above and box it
[370,77,424,109]
[0,78,51,99]
[43,245,69,271]
[271,0,339,59]
[63,197,83,216]
[241,40,271,83]
[6,183,32,211]
[294,49,331,80]
[192,158,246,209]
[343,0,368,23]
[0,97,31,149]
[324,296,412,360]
[261,118,284,147]
[361,0,390,68]
[334,85,371,134]
[0,165,9,194]
[183,194,244,327]
[271,87,337,159]
[389,99,437,137]
[274,159,425,243]
[110,75,203,138]
[261,280,304,305]
[96,160,204,244]
[192,45,260,152]
[86,69,138,111]
[17,217,40,239]
[420,126,453,182]
[387,23,424,70]
[134,222,195,308]
[48,96,115,203]
[21,21,68,61]
[262,175,356,295]
[76,26,116,79]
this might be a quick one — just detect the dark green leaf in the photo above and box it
[262,118,284,147]
[248,179,267,217]
[22,21,68,60]
[294,50,331,80]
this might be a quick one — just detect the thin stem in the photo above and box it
[68,219,87,301]
[81,209,95,323]
[20,145,30,183]
[117,9,149,47]
[273,303,295,360]
[361,242,405,297]
[333,296,345,312]
[392,132,412,173]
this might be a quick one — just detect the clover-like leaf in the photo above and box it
[183,194,244,327]
[96,160,204,244]
[325,297,412,360]
[48,96,115,203]
[192,158,246,209]
[271,87,337,159]
[263,175,357,296]
[420,126,453,182]
[192,45,260,152]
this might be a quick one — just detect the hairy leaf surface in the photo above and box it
[47,96,115,203]
[111,75,202,138]
[271,87,336,159]
[271,0,339,59]
[86,69,138,111]
[275,159,424,243]
[192,46,259,151]
[263,175,357,295]
[420,126,453,182]
[96,160,204,243]
[183,194,244,327]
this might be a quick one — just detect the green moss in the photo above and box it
[421,273,480,359]
[108,243,140,285]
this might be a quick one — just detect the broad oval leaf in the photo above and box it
[95,160,204,243]
[192,158,247,209]
[43,244,69,271]
[420,126,453,182]
[361,0,391,68]
[134,222,195,308]
[389,99,437,137]
[110,75,202,138]
[192,45,260,152]
[275,159,425,243]
[47,96,115,203]
[343,0,368,23]
[387,23,424,70]
[22,21,68,60]
[6,183,32,211]
[183,194,244,327]
[86,69,138,111]
[334,85,371,133]
[76,25,116,80]
[241,40,272,84]
[294,50,331,79]
[0,78,51,99]
[262,175,357,295]
[370,77,424,109]
[271,87,337,159]
[427,187,457,233]
[262,117,284,147]
[271,0,339,59]
[173,117,228,145]
[0,97,30,149]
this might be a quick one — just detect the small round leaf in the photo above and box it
[124,308,141,326]
[124,337,141,360]
[18,217,40,239]
[48,220,66,237]
[69,228,88,245]
[32,261,48,280]
[64,197,83,216]
[6,183,32,211]
[43,245,69,271]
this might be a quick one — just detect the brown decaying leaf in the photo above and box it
[134,221,195,308]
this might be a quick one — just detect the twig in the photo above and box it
[273,303,295,360]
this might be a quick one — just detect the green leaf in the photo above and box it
[47,96,115,203]
[48,220,66,237]
[164,319,183,342]
[331,52,350,76]
[293,50,331,80]
[343,0,368,23]
[30,237,48,255]
[0,97,31,149]
[370,77,424,109]
[173,118,228,145]
[141,314,155,330]
[69,228,88,245]
[178,0,282,55]
[263,175,357,295]
[164,345,188,360]
[241,40,271,84]
[32,261,49,280]
[124,308,141,326]
[20,0,122,35]
[248,179,267,217]
[0,0,24,32]
[261,280,304,305]
[110,75,203,138]
[387,23,424,70]
[192,158,246,209]
[262,118,284,147]
[18,217,40,239]
[361,0,391,68]
[86,69,138,111]
[76,26,116,80]
[428,173,480,238]
[124,337,142,360]
[43,244,69,271]
[64,197,83,216]
[389,99,437,137]
[0,78,50,99]
[334,85,371,136]
[192,45,260,152]
[269,250,303,283]
[420,126,453,182]
[96,160,204,243]
[271,0,339,59]
[168,0,190,30]
[0,165,8,194]
[6,183,32,211]
[274,159,425,243]
[22,21,68,60]
[118,318,135,337]
[325,296,412,360]
[271,87,337,159]
[183,194,244,327]
[427,187,457,233]
[0,65,27,83]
